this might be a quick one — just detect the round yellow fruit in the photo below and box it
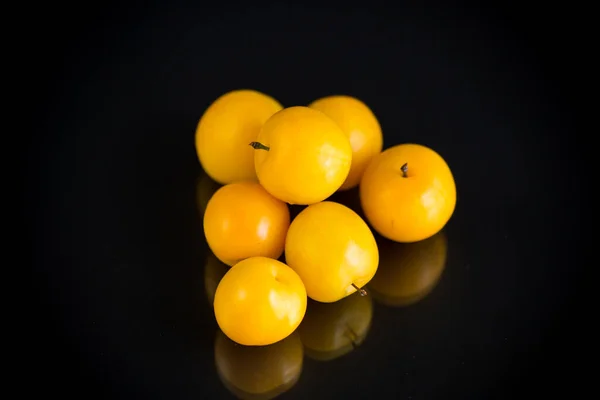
[359,143,456,243]
[195,89,283,185]
[214,257,307,346]
[203,181,290,266]
[308,95,383,191]
[284,201,379,303]
[252,106,352,205]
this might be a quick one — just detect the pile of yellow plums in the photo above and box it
[195,89,457,351]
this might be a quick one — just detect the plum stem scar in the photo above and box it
[351,283,367,296]
[249,142,270,151]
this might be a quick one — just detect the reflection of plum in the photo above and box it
[368,231,448,307]
[204,252,229,305]
[214,330,303,400]
[195,169,221,219]
[297,292,373,361]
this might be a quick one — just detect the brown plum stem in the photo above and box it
[401,163,408,178]
[351,283,367,296]
[249,142,270,151]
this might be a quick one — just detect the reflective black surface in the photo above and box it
[32,3,582,399]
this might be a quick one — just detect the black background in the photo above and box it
[30,3,584,399]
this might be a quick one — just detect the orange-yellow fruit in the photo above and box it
[214,257,307,346]
[308,95,383,190]
[203,181,290,266]
[252,106,352,205]
[284,201,379,303]
[195,89,283,185]
[360,143,456,243]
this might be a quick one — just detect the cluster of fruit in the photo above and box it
[204,231,449,399]
[195,89,456,348]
